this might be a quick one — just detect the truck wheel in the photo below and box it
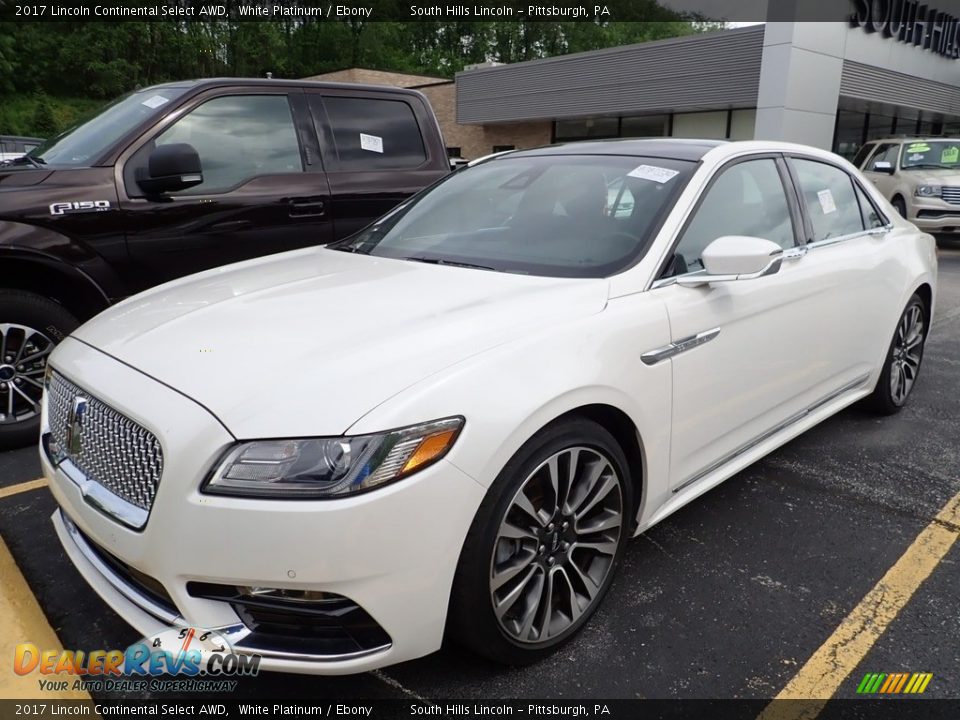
[0,291,78,450]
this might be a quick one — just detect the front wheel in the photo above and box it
[868,294,926,415]
[448,418,632,665]
[0,290,78,450]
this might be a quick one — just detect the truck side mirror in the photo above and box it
[871,160,895,175]
[136,143,203,195]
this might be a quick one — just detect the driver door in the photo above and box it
[648,156,816,491]
[861,142,901,200]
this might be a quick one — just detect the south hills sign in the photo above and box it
[850,0,960,59]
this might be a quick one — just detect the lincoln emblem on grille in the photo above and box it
[66,397,88,455]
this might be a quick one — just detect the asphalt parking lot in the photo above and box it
[1,240,959,703]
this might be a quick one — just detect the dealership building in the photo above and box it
[310,19,960,161]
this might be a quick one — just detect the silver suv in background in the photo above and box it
[854,137,960,236]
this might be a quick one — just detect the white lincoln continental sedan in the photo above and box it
[41,139,936,674]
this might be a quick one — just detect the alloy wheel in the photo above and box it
[889,304,924,406]
[489,446,624,644]
[0,323,54,425]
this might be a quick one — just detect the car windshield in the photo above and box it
[28,86,189,167]
[330,154,695,278]
[900,140,960,170]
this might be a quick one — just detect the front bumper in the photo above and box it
[910,197,960,232]
[43,338,486,675]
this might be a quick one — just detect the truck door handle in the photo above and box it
[289,197,326,217]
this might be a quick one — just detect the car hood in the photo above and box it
[72,248,609,439]
[904,168,960,184]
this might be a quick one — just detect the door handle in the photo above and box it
[288,197,326,217]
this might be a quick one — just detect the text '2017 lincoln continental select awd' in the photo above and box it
[40,139,937,674]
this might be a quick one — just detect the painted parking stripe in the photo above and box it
[0,478,48,500]
[758,488,960,719]
[0,534,89,699]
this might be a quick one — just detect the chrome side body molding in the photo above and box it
[641,327,721,366]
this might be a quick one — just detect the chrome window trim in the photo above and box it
[805,223,892,251]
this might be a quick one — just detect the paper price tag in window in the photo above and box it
[627,164,679,184]
[942,146,959,164]
[141,95,169,109]
[360,133,384,153]
[817,189,837,215]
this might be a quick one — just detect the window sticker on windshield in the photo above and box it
[359,133,384,154]
[626,164,679,184]
[908,153,924,162]
[817,189,837,215]
[141,95,169,109]
[906,143,930,153]
[942,146,959,164]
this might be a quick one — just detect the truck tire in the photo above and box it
[0,290,78,450]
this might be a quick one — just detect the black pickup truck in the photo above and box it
[0,78,450,447]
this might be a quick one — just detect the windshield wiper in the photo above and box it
[403,256,496,271]
[905,164,953,170]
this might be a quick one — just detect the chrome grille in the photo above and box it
[47,372,163,514]
[942,187,960,205]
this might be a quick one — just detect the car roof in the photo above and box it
[141,77,426,97]
[506,138,727,162]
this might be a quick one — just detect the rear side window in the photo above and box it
[854,183,886,229]
[322,97,426,170]
[791,159,864,242]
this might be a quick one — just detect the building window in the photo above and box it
[492,145,515,153]
[671,111,728,140]
[446,146,462,158]
[554,117,619,142]
[620,115,669,138]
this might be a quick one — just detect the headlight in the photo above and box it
[203,417,463,499]
[915,185,942,198]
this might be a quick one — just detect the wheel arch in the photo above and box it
[0,251,110,322]
[545,403,646,530]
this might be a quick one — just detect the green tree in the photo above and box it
[32,93,58,136]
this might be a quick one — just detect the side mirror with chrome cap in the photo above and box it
[871,160,895,175]
[677,235,784,287]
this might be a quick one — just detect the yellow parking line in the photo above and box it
[0,534,89,699]
[0,478,48,500]
[758,489,960,720]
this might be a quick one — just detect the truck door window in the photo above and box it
[322,97,426,170]
[127,94,303,196]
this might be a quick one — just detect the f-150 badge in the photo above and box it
[49,200,112,216]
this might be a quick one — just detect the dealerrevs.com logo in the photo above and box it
[14,627,260,693]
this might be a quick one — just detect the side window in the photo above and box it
[668,159,795,276]
[854,182,886,229]
[867,143,900,169]
[852,143,875,169]
[792,159,864,242]
[128,95,302,197]
[322,97,426,170]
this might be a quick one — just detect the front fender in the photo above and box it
[346,292,675,527]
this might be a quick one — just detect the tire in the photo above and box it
[892,196,908,219]
[868,293,926,416]
[447,417,633,665]
[0,290,78,450]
